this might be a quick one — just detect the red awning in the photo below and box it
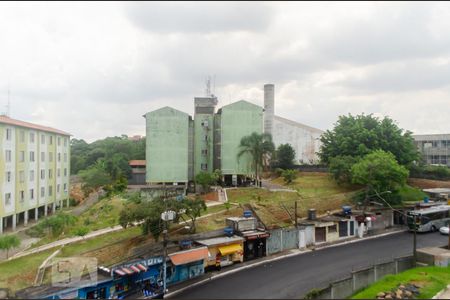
[169,247,208,266]
[114,269,126,276]
[130,265,141,273]
[122,267,134,275]
[137,263,147,272]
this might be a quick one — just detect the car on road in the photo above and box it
[440,225,449,235]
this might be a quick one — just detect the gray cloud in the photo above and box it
[124,2,273,34]
[1,2,450,142]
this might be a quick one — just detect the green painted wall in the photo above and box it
[145,107,190,183]
[220,100,263,176]
[194,114,215,176]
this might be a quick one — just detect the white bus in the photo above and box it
[407,205,450,232]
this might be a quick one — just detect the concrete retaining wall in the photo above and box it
[352,267,375,292]
[305,256,415,299]
[375,261,396,281]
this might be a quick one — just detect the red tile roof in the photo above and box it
[0,115,71,136]
[129,160,146,166]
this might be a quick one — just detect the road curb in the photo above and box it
[165,229,407,298]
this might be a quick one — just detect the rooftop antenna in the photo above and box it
[205,76,211,97]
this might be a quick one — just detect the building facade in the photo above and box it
[0,115,70,234]
[144,107,193,184]
[263,84,323,165]
[413,134,450,166]
[144,83,323,187]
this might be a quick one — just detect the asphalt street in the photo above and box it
[173,231,448,299]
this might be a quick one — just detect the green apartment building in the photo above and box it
[144,97,263,188]
[0,115,70,234]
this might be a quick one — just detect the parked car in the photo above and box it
[439,225,449,235]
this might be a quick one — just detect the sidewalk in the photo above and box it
[139,227,408,299]
[433,285,450,299]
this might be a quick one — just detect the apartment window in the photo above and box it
[19,171,25,183]
[20,190,25,202]
[48,169,53,179]
[64,183,67,193]
[49,152,53,162]
[41,152,45,162]
[30,132,35,143]
[6,171,11,183]
[57,184,60,193]
[58,153,61,162]
[204,135,208,141]
[328,225,337,233]
[49,136,53,145]
[5,150,11,162]
[41,134,45,144]
[58,137,61,146]
[57,168,61,177]
[64,153,67,162]
[19,151,25,162]
[6,128,12,141]
[201,163,208,171]
[41,187,45,197]
[48,186,53,197]
[5,193,11,205]
[30,151,35,162]
[30,189,34,200]
[41,169,45,180]
[30,170,35,182]
[64,138,67,147]
[64,168,67,177]
[201,149,208,156]
[20,130,25,143]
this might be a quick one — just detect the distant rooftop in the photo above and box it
[129,160,146,166]
[274,115,324,134]
[0,115,71,136]
[195,235,244,246]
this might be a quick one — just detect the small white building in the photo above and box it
[263,84,323,164]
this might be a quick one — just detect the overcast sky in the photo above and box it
[1,1,450,142]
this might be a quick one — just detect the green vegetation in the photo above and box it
[410,164,450,180]
[351,150,409,205]
[119,194,207,239]
[274,143,296,169]
[195,171,219,194]
[329,155,359,185]
[0,234,21,259]
[70,136,144,177]
[238,132,275,181]
[27,196,125,247]
[319,114,418,166]
[352,266,450,299]
[281,169,297,184]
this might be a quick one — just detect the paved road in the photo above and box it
[174,231,448,299]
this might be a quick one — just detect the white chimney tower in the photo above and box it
[264,84,275,136]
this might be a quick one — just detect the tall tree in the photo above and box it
[237,132,275,182]
[351,150,409,205]
[276,144,296,170]
[319,114,418,166]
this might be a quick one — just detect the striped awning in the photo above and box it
[114,263,149,276]
[136,263,147,272]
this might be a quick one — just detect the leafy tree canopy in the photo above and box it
[351,150,409,205]
[319,114,418,166]
[238,132,275,180]
[275,144,296,170]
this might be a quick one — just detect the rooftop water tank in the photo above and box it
[308,209,316,221]
[243,210,252,218]
[224,227,234,236]
[342,206,352,215]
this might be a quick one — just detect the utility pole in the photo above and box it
[294,201,298,228]
[413,214,417,267]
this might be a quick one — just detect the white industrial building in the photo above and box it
[263,84,323,164]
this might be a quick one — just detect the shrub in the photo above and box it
[282,169,297,184]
